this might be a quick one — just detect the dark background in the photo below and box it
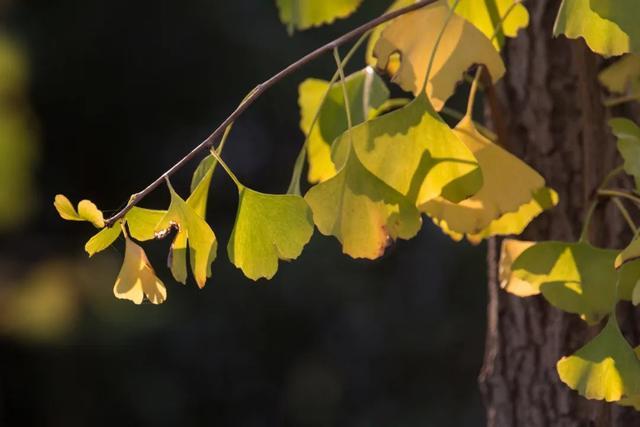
[0,1,487,425]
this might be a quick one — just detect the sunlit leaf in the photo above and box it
[553,0,638,56]
[557,314,640,402]
[155,182,217,288]
[305,144,421,259]
[499,239,537,297]
[373,0,505,110]
[423,117,556,240]
[189,154,217,217]
[228,187,314,280]
[599,54,640,98]
[276,0,363,33]
[510,241,618,324]
[125,207,167,242]
[85,224,122,257]
[446,0,530,49]
[365,0,414,67]
[609,118,640,191]
[298,68,389,183]
[113,235,167,305]
[332,93,482,207]
[590,0,640,53]
[54,194,105,228]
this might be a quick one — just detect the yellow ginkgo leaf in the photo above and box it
[228,187,314,280]
[422,117,556,239]
[85,224,122,257]
[305,144,421,259]
[365,0,414,67]
[155,182,217,288]
[615,235,640,269]
[125,207,167,242]
[331,93,482,207]
[373,0,505,110]
[553,0,638,57]
[298,68,389,183]
[113,234,167,305]
[447,0,530,50]
[557,314,640,402]
[499,239,537,297]
[599,54,640,97]
[275,0,363,33]
[54,194,105,228]
[509,241,618,324]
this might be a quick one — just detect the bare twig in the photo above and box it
[105,0,438,226]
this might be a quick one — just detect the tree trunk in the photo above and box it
[478,0,640,425]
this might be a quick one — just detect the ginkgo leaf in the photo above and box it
[610,118,640,191]
[589,0,640,53]
[54,194,105,228]
[617,260,640,302]
[423,117,556,240]
[557,314,640,402]
[85,224,122,257]
[510,241,618,324]
[615,232,640,269]
[446,0,530,49]
[553,0,638,57]
[618,347,640,410]
[188,153,217,218]
[113,234,167,305]
[599,54,640,97]
[275,0,363,33]
[228,187,314,280]
[365,0,413,67]
[298,68,389,183]
[373,0,505,110]
[499,239,538,297]
[331,93,482,207]
[304,144,421,259]
[155,182,217,288]
[125,207,167,242]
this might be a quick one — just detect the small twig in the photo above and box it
[598,189,640,206]
[611,197,638,234]
[104,0,438,227]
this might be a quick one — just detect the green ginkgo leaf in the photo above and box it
[553,0,638,56]
[228,187,314,280]
[423,116,556,241]
[373,0,505,110]
[113,234,167,305]
[275,0,363,33]
[447,0,530,49]
[54,194,105,228]
[557,314,640,402]
[510,241,618,324]
[298,68,389,183]
[618,347,640,410]
[610,118,640,191]
[85,224,122,257]
[189,154,217,217]
[155,181,217,288]
[331,93,482,207]
[599,54,640,98]
[305,143,421,259]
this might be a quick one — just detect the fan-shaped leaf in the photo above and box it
[557,314,640,402]
[113,235,167,305]
[276,0,363,33]
[85,224,122,257]
[298,68,389,183]
[332,93,482,207]
[373,0,505,110]
[599,54,640,98]
[228,187,314,280]
[54,195,105,228]
[610,118,640,191]
[423,117,556,240]
[499,239,538,297]
[125,207,167,242]
[305,144,421,259]
[553,0,638,56]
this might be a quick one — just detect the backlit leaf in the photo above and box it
[331,93,482,207]
[599,54,640,97]
[54,194,105,228]
[423,117,556,240]
[553,0,638,56]
[276,0,363,33]
[590,0,640,53]
[365,0,414,67]
[373,0,505,110]
[228,187,314,280]
[298,68,389,183]
[499,239,537,297]
[510,241,618,324]
[125,207,167,242]
[447,0,530,49]
[85,224,122,257]
[305,144,421,259]
[113,234,167,305]
[609,118,640,191]
[156,182,217,288]
[557,314,640,402]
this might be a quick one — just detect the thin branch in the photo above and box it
[105,0,438,226]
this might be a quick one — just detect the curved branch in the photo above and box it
[105,0,438,226]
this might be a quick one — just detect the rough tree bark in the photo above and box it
[479,0,640,426]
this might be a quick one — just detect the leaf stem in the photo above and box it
[333,47,353,134]
[598,189,640,206]
[612,197,638,234]
[421,0,460,94]
[465,66,483,118]
[208,148,243,189]
[578,165,625,242]
[103,0,440,226]
[604,94,639,108]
